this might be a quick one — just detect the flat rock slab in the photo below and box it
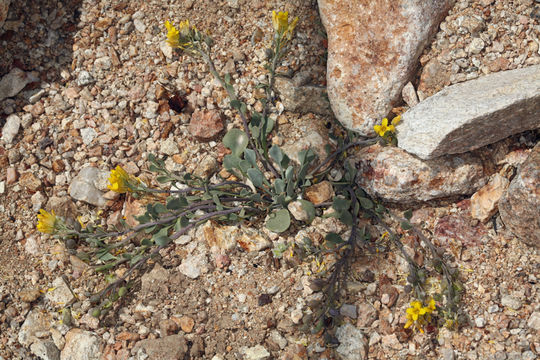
[397,65,540,159]
[499,143,540,247]
[318,0,454,135]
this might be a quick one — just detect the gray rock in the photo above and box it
[61,329,103,360]
[80,128,97,146]
[160,137,179,156]
[288,200,310,222]
[522,351,537,360]
[340,304,357,319]
[500,294,523,310]
[475,316,486,328]
[68,167,108,207]
[18,310,53,347]
[336,323,367,360]
[178,253,208,279]
[354,144,489,203]
[0,0,10,29]
[30,340,60,360]
[243,345,270,360]
[46,277,75,306]
[356,302,378,328]
[1,114,20,144]
[133,19,146,33]
[397,65,540,159]
[0,68,35,101]
[274,76,332,116]
[141,264,169,293]
[268,330,287,350]
[499,143,540,247]
[76,71,94,86]
[527,311,540,330]
[402,81,419,107]
[318,0,455,134]
[441,348,455,360]
[159,41,173,59]
[131,335,187,360]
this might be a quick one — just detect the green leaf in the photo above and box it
[146,204,158,219]
[223,154,241,171]
[244,148,256,167]
[247,168,263,188]
[154,203,167,214]
[152,227,170,246]
[274,179,285,194]
[174,216,190,231]
[223,129,248,157]
[358,197,373,210]
[262,117,274,137]
[97,250,117,262]
[149,164,160,172]
[129,254,143,266]
[404,209,413,221]
[239,159,252,174]
[339,211,354,226]
[224,73,231,84]
[166,196,188,210]
[141,238,153,246]
[332,197,350,211]
[156,175,170,184]
[269,145,283,165]
[134,213,150,223]
[298,200,316,223]
[266,209,291,233]
[325,232,344,244]
[400,221,413,230]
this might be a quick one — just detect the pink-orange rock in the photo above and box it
[318,0,455,135]
[188,109,224,141]
[354,144,489,203]
[499,143,540,247]
[470,173,509,223]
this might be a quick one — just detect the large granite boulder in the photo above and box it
[318,0,454,135]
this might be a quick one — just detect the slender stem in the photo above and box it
[309,139,376,177]
[97,207,243,298]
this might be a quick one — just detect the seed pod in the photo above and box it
[90,307,101,318]
[62,308,72,326]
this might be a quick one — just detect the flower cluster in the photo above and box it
[37,209,58,234]
[272,11,298,41]
[107,166,141,194]
[374,115,400,137]
[404,298,436,333]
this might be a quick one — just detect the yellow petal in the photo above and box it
[404,320,413,329]
[381,118,389,127]
[391,115,401,126]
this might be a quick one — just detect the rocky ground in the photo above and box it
[0,0,539,359]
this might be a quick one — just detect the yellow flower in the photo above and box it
[426,298,436,313]
[178,20,190,37]
[272,11,299,39]
[407,300,428,321]
[391,115,401,126]
[284,16,299,40]
[37,209,57,234]
[374,117,395,137]
[165,21,180,48]
[107,166,138,193]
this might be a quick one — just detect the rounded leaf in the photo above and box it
[266,209,291,233]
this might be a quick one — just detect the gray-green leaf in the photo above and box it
[266,209,291,233]
[223,129,248,157]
